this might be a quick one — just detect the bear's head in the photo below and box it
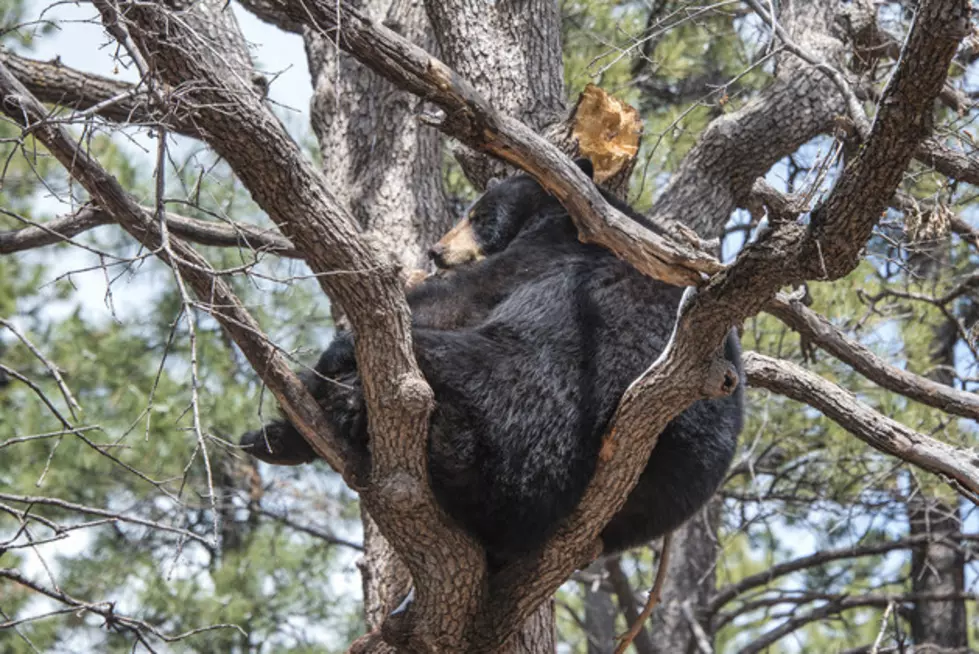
[428,158,594,269]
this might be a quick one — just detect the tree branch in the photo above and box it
[254,506,364,550]
[0,59,361,483]
[0,49,203,139]
[915,137,979,186]
[235,0,303,34]
[744,352,979,502]
[647,0,851,237]
[254,0,971,649]
[101,3,486,651]
[0,490,211,545]
[767,294,979,420]
[487,2,969,646]
[708,531,979,617]
[0,204,299,257]
[744,0,871,138]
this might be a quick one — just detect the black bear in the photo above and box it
[241,160,744,567]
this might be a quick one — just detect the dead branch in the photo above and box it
[254,507,364,551]
[767,294,979,420]
[613,533,672,654]
[744,352,979,502]
[0,568,245,645]
[681,599,715,654]
[0,49,203,138]
[0,204,299,257]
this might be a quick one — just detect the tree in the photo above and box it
[1,1,977,653]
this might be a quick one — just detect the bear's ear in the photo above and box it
[485,177,503,190]
[574,157,595,180]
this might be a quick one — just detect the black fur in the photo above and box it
[241,162,744,568]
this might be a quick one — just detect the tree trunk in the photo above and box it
[907,313,968,649]
[583,561,617,654]
[649,501,720,654]
[304,0,451,272]
[907,496,967,648]
[303,1,449,642]
[421,0,566,188]
[304,1,562,650]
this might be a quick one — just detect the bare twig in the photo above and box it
[0,492,211,545]
[870,601,895,654]
[254,507,364,551]
[0,318,80,419]
[0,568,244,645]
[614,532,672,654]
[0,50,202,138]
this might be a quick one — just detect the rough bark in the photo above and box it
[303,2,446,636]
[908,496,968,648]
[648,0,850,238]
[907,294,969,648]
[648,502,720,654]
[422,0,566,187]
[637,3,856,648]
[302,0,450,271]
[582,562,617,654]
[296,1,564,649]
